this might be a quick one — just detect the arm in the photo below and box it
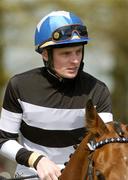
[0,131,61,179]
[0,77,61,179]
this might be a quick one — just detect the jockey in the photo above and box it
[0,11,113,180]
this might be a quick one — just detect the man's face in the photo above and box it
[43,45,83,79]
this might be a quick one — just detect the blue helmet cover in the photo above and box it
[35,11,89,51]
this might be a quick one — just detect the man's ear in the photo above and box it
[42,49,48,61]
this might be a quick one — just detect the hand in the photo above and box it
[36,157,61,180]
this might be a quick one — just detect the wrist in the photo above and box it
[28,152,44,168]
[33,155,44,169]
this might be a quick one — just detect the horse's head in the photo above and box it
[60,100,128,180]
[85,99,128,180]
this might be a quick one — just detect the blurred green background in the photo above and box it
[0,0,128,177]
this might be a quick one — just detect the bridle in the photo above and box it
[84,122,128,180]
[87,136,128,151]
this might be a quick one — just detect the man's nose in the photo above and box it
[71,53,79,63]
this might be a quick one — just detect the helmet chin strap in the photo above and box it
[43,45,85,79]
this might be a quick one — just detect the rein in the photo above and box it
[0,175,38,180]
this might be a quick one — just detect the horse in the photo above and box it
[60,99,128,180]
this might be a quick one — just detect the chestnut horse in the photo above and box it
[60,100,128,180]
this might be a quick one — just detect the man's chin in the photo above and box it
[62,73,77,79]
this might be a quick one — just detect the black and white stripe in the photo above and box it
[0,67,113,174]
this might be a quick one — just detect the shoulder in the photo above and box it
[80,72,112,113]
[12,67,43,79]
[80,71,108,89]
[9,67,44,85]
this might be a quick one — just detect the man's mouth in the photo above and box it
[67,67,78,71]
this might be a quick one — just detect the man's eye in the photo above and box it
[64,52,70,55]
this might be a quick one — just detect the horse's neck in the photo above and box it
[60,137,90,180]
